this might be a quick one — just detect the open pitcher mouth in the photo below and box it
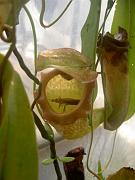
[37,67,96,126]
[45,73,83,114]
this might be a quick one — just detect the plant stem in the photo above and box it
[13,47,41,110]
[96,0,116,68]
[13,41,62,179]
[13,47,40,85]
[98,130,117,174]
[98,0,116,34]
[50,139,62,180]
[87,115,101,180]
[33,111,62,180]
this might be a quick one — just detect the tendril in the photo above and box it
[98,0,116,34]
[23,5,44,117]
[23,5,38,78]
[96,0,116,68]
[0,24,13,43]
[86,113,102,180]
[98,130,117,174]
[40,0,73,28]
[31,83,42,110]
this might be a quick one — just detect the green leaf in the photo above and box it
[0,54,38,180]
[81,0,101,114]
[98,160,105,180]
[81,0,101,64]
[111,0,135,119]
[111,0,129,33]
[127,1,135,119]
[42,158,54,166]
[107,167,135,180]
[58,156,75,163]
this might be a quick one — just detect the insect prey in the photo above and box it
[51,97,80,112]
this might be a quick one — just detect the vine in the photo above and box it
[0,0,134,180]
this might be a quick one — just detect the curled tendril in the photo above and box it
[40,0,73,28]
[0,24,13,43]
